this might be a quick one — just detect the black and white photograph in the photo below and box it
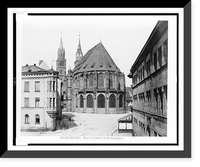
[19,15,169,139]
[3,4,191,158]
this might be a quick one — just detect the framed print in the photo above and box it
[3,1,191,158]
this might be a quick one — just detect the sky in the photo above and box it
[20,15,159,86]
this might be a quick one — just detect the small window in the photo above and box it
[24,98,29,107]
[35,97,40,107]
[53,98,55,108]
[53,81,55,91]
[83,64,88,69]
[35,114,40,124]
[25,114,29,124]
[91,63,95,68]
[146,59,151,76]
[35,81,40,92]
[24,82,29,92]
[49,98,52,108]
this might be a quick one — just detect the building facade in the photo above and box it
[21,64,62,131]
[128,21,168,136]
[66,41,126,114]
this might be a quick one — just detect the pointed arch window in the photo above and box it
[87,94,93,108]
[35,114,40,124]
[109,94,116,108]
[119,94,123,108]
[97,94,105,108]
[109,74,114,88]
[80,94,84,108]
[88,74,93,88]
[98,73,104,88]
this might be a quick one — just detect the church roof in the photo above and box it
[73,42,120,74]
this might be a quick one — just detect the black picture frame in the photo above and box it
[0,1,194,159]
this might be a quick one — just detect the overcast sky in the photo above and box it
[20,15,159,86]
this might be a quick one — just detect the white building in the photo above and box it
[21,64,62,131]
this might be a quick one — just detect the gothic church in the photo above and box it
[56,34,126,114]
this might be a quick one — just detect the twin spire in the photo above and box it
[76,32,83,60]
[59,31,83,67]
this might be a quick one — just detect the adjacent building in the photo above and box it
[128,21,168,136]
[66,41,126,114]
[21,64,62,131]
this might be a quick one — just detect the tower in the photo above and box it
[74,33,83,67]
[56,33,66,80]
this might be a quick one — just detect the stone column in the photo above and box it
[116,94,119,113]
[83,93,86,113]
[93,89,97,114]
[104,93,107,114]
[77,94,80,113]
[93,71,97,89]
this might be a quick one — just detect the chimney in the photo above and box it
[39,60,43,65]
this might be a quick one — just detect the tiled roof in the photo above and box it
[22,64,58,75]
[73,42,120,74]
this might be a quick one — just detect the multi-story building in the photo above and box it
[128,21,168,136]
[21,64,62,131]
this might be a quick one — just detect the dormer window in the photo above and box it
[91,63,95,68]
[83,64,87,69]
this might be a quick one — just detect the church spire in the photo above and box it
[56,31,66,80]
[59,32,63,49]
[77,32,82,52]
[74,32,83,67]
